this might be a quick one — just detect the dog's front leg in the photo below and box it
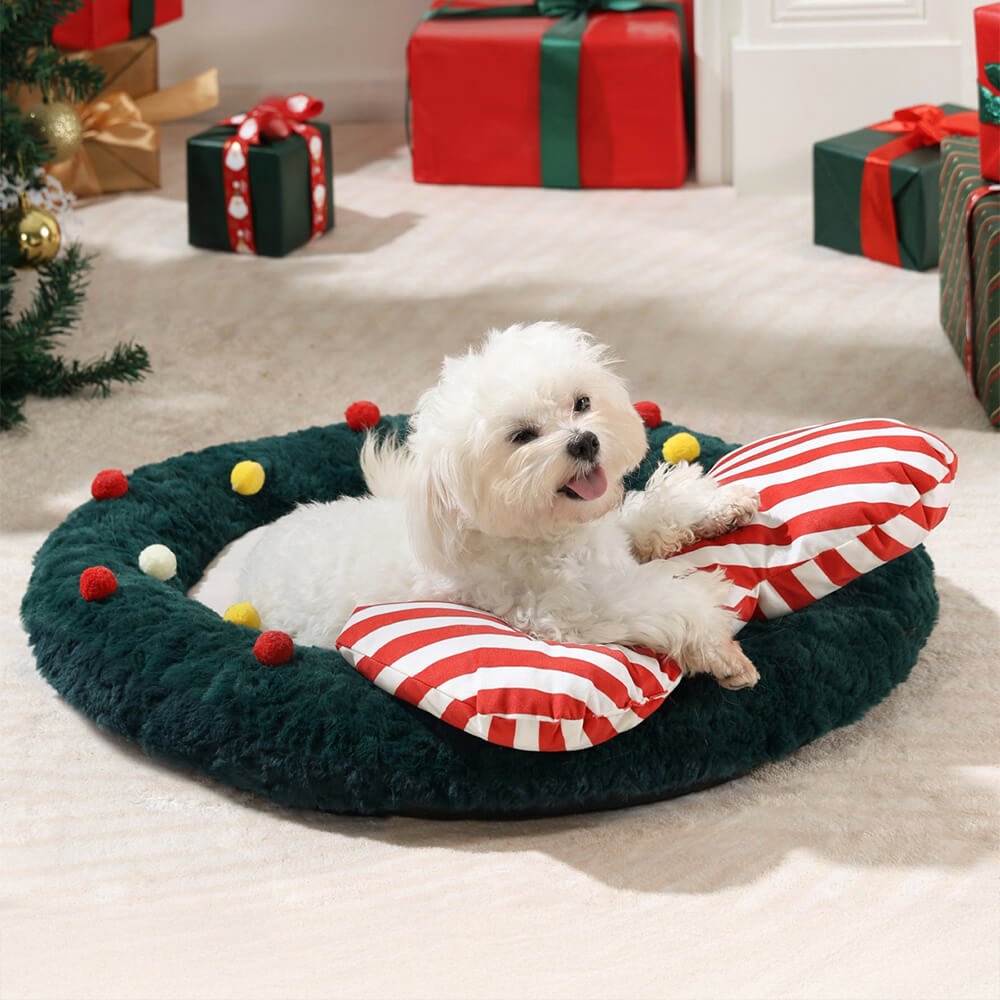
[591,561,759,690]
[619,461,759,562]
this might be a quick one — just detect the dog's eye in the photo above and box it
[510,427,539,446]
[574,395,591,413]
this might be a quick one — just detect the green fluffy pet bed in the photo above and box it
[20,413,952,819]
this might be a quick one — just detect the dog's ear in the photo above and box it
[407,446,472,572]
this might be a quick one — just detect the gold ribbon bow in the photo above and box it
[50,68,219,198]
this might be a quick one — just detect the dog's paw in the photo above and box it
[693,484,760,541]
[686,637,760,690]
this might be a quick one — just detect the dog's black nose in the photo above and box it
[567,431,600,464]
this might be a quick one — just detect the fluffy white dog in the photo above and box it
[240,322,760,688]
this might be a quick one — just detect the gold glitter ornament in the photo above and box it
[2,194,62,268]
[25,100,83,165]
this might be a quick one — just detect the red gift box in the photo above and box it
[977,3,1000,180]
[408,0,693,189]
[53,0,183,51]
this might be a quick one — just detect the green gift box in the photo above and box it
[938,135,1000,428]
[813,103,976,270]
[187,104,334,258]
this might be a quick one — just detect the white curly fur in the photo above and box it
[240,322,760,688]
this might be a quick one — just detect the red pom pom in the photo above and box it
[91,469,128,500]
[80,566,117,602]
[634,401,662,429]
[253,630,295,666]
[345,400,381,431]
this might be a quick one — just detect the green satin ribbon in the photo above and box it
[424,1,693,188]
[980,64,1000,127]
[130,0,156,38]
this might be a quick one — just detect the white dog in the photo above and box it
[240,323,760,688]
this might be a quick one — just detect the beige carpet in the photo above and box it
[2,122,998,1000]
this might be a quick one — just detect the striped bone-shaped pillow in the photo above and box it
[336,603,681,752]
[666,418,956,624]
[336,419,955,752]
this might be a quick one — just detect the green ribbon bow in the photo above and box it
[423,1,692,188]
[980,64,1000,127]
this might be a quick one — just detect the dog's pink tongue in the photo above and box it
[566,465,607,501]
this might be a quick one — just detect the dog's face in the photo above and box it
[407,323,649,546]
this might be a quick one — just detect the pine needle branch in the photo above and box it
[35,341,151,398]
[0,245,152,430]
[0,0,148,431]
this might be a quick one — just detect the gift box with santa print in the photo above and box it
[813,103,978,270]
[187,94,334,258]
[53,0,183,50]
[407,0,694,189]
[976,3,1000,181]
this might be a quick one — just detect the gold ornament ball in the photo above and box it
[2,199,61,268]
[26,100,83,164]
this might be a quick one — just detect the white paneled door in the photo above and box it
[695,0,982,192]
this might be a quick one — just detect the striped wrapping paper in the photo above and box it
[666,418,957,622]
[336,602,682,752]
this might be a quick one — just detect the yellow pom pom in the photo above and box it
[661,432,701,465]
[231,460,265,496]
[224,602,261,630]
[138,543,177,581]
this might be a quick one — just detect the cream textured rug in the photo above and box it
[2,123,998,1000]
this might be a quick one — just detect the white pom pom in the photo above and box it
[138,543,177,581]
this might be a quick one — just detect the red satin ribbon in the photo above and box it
[860,104,979,267]
[218,93,329,255]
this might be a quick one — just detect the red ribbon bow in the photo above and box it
[218,93,329,255]
[860,104,979,267]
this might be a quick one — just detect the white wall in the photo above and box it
[157,0,430,121]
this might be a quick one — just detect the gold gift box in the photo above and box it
[14,36,217,198]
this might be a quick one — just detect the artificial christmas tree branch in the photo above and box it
[0,0,152,431]
[37,341,152,398]
[1,248,151,429]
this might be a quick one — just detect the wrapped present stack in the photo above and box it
[407,0,694,189]
[186,94,335,258]
[15,0,218,198]
[937,4,1000,428]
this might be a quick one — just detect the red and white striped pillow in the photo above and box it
[336,602,682,751]
[666,418,957,628]
[336,418,955,751]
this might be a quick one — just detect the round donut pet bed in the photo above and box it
[21,417,940,819]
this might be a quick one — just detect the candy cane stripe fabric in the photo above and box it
[665,418,957,624]
[336,602,682,752]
